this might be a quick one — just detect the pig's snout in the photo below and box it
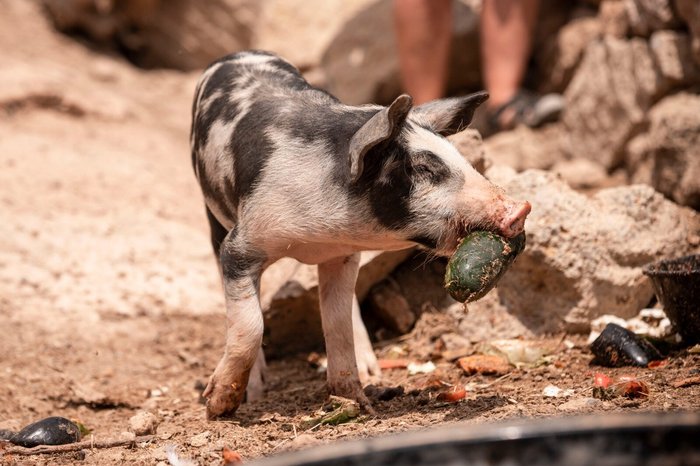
[499,201,531,237]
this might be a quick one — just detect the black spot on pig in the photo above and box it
[410,150,451,185]
[356,142,414,230]
[220,230,266,282]
[228,99,276,206]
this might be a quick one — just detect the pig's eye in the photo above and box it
[412,151,450,183]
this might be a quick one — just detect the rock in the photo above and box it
[448,129,487,175]
[128,411,159,436]
[262,250,411,355]
[557,397,603,412]
[563,37,667,169]
[649,31,700,86]
[252,0,374,72]
[675,0,700,66]
[119,431,136,441]
[492,169,700,333]
[599,0,630,38]
[188,431,211,448]
[626,92,700,209]
[367,280,415,334]
[484,124,566,171]
[551,158,609,190]
[390,255,456,323]
[42,0,260,70]
[537,13,602,93]
[625,0,680,36]
[321,0,481,105]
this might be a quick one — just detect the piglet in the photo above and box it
[190,51,530,418]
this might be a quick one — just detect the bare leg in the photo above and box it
[481,0,540,110]
[318,254,373,412]
[352,295,380,384]
[394,0,453,104]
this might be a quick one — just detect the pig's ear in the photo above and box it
[411,91,489,136]
[349,94,413,182]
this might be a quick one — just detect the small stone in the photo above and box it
[367,280,415,334]
[188,431,211,448]
[128,411,159,436]
[557,397,602,412]
[118,431,136,441]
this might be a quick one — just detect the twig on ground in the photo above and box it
[2,435,156,456]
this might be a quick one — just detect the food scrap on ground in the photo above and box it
[458,355,511,376]
[300,396,360,429]
[590,323,663,367]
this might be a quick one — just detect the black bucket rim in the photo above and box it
[642,253,700,277]
[248,411,700,466]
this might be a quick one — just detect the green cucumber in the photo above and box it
[444,231,526,303]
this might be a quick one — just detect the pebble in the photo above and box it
[188,431,211,447]
[129,411,159,436]
[557,397,602,412]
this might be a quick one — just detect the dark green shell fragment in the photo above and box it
[10,417,82,448]
[444,231,526,303]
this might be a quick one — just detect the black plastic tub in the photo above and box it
[643,254,700,344]
[249,412,700,466]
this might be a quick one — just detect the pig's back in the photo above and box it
[190,51,381,232]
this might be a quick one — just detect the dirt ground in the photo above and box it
[1,2,699,465]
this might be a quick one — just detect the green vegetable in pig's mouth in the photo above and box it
[444,230,526,303]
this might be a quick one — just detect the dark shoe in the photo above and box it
[484,90,564,137]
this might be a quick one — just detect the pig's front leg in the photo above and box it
[318,254,374,413]
[203,238,265,419]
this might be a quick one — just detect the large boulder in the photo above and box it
[563,37,668,169]
[42,0,259,70]
[480,168,700,334]
[625,0,680,36]
[649,30,700,86]
[483,124,567,171]
[252,0,375,72]
[599,0,631,38]
[626,92,700,210]
[261,250,411,355]
[321,0,481,105]
[674,0,700,66]
[536,12,602,93]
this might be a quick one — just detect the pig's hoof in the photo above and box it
[203,377,244,420]
[328,379,376,415]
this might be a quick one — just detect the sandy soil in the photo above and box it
[1,2,698,465]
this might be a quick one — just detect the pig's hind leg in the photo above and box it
[205,207,267,404]
[203,226,266,419]
[318,254,374,413]
[352,296,380,384]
